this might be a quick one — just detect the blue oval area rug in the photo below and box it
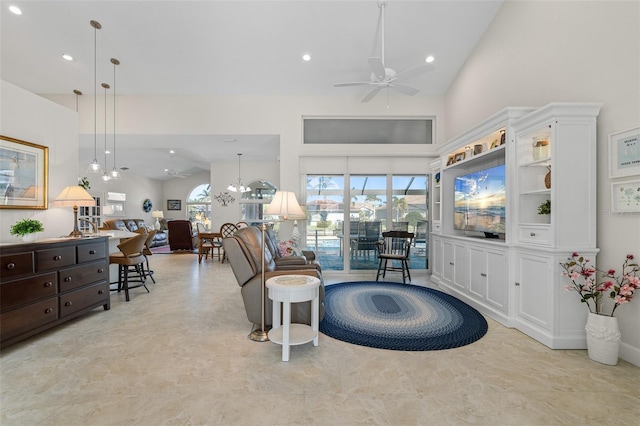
[320,281,488,351]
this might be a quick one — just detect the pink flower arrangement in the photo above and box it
[560,253,639,316]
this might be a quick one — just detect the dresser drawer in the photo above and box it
[77,242,106,264]
[1,272,57,311]
[36,246,75,271]
[0,297,58,342]
[59,282,109,318]
[0,252,34,280]
[518,226,551,245]
[58,261,107,292]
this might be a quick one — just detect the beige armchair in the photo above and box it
[222,226,325,327]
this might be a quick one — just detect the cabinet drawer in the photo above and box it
[0,297,58,341]
[0,252,34,280]
[1,272,57,311]
[77,242,106,264]
[36,246,75,271]
[519,226,551,245]
[59,282,109,318]
[59,261,108,292]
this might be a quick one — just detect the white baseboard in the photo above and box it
[620,341,640,367]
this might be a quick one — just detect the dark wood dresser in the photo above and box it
[0,237,110,348]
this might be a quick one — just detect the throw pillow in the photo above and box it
[146,225,155,232]
[277,240,301,257]
[118,226,128,232]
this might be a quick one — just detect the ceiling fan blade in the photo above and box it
[391,83,419,96]
[368,57,386,80]
[361,86,381,103]
[396,63,434,81]
[334,82,371,87]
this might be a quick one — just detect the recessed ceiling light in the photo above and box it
[302,53,311,62]
[62,54,74,61]
[425,55,435,63]
[104,149,111,154]
[9,5,22,15]
[169,149,175,154]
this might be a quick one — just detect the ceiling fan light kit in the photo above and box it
[334,0,434,103]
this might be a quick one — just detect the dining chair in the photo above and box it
[197,222,215,263]
[220,222,239,263]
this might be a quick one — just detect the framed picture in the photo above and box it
[611,180,640,212]
[167,199,181,210]
[0,135,48,209]
[446,155,455,166]
[609,127,640,179]
[454,152,465,163]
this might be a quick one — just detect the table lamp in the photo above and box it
[53,186,96,237]
[151,210,164,230]
[250,190,305,342]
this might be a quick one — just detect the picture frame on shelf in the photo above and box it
[611,180,640,212]
[0,135,48,210]
[454,152,465,163]
[167,199,181,210]
[609,127,640,179]
[446,155,455,166]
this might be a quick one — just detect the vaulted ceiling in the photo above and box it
[1,1,503,180]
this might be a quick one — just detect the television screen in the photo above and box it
[454,164,506,235]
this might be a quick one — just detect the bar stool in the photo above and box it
[141,229,157,283]
[109,231,148,301]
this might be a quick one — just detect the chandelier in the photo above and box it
[227,153,251,193]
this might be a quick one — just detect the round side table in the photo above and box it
[265,275,320,362]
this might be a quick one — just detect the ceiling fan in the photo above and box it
[334,0,434,103]
[164,151,190,178]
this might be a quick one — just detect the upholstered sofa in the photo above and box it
[223,225,325,327]
[102,218,168,247]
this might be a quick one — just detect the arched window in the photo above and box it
[239,180,277,223]
[187,183,211,230]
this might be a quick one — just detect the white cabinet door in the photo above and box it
[486,249,508,314]
[515,251,552,331]
[441,240,454,286]
[452,243,468,291]
[431,236,443,279]
[468,246,487,300]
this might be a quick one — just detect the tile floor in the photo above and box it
[1,252,639,425]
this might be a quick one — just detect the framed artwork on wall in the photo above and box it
[611,180,640,213]
[609,127,640,179]
[167,199,181,210]
[0,135,48,210]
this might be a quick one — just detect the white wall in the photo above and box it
[0,81,80,241]
[444,1,640,365]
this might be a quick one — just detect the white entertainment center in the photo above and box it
[430,102,601,349]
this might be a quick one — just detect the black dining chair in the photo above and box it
[375,231,414,283]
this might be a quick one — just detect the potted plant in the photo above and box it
[537,199,551,215]
[560,253,639,365]
[10,218,44,242]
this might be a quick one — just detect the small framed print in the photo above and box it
[446,155,455,166]
[0,135,48,209]
[454,152,465,163]
[167,199,181,210]
[609,127,640,179]
[611,180,640,212]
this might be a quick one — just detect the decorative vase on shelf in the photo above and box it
[544,166,551,189]
[585,312,620,365]
[22,233,37,243]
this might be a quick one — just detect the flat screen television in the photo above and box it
[453,164,506,237]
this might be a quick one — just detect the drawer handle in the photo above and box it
[44,308,53,314]
[64,276,72,282]
[7,262,15,270]
[98,289,104,295]
[480,273,487,277]
[530,232,536,237]
[89,250,96,254]
[97,268,104,273]
[54,255,62,261]
[44,281,53,287]
[515,282,520,286]
[65,301,72,307]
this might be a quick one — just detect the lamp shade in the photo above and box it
[151,210,164,219]
[265,191,305,221]
[53,186,96,207]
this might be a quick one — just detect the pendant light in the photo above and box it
[101,82,111,182]
[87,20,103,174]
[227,153,251,193]
[109,58,121,179]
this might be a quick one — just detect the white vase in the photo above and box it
[585,312,620,365]
[21,233,37,243]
